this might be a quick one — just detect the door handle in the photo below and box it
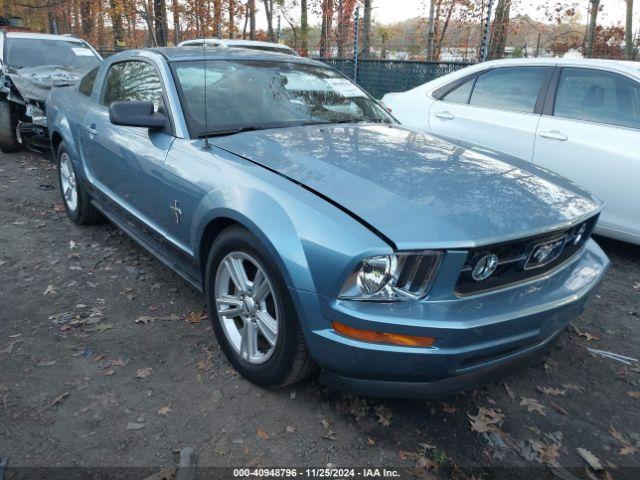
[538,130,568,141]
[86,124,98,136]
[435,111,455,120]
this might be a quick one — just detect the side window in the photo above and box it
[78,67,98,97]
[441,78,475,104]
[469,67,550,113]
[554,68,640,129]
[102,61,163,109]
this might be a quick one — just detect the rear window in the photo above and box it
[469,67,550,113]
[554,68,640,129]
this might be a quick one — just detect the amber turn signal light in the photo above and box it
[332,321,435,348]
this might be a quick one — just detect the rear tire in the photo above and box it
[205,226,316,389]
[57,143,103,225]
[0,99,21,153]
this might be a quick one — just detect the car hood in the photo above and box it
[7,66,86,102]
[213,123,600,249]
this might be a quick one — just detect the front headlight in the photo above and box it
[339,251,442,301]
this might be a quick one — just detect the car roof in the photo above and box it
[179,37,294,51]
[479,57,640,75]
[3,32,87,42]
[147,46,317,65]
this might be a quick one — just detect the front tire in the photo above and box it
[0,99,21,153]
[57,143,102,225]
[205,226,316,389]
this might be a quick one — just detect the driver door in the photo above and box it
[81,59,174,231]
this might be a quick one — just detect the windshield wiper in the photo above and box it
[198,126,262,138]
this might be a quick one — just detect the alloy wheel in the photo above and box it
[214,251,279,364]
[59,152,78,212]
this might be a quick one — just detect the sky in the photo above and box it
[266,0,635,29]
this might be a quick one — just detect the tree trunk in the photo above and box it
[625,0,634,59]
[489,0,511,59]
[319,0,333,57]
[300,0,308,55]
[214,0,223,37]
[172,0,180,45]
[434,0,455,61]
[585,0,600,57]
[337,0,345,57]
[80,0,92,37]
[154,0,169,46]
[262,0,275,42]
[362,0,371,59]
[229,0,235,38]
[249,0,256,39]
[110,0,125,49]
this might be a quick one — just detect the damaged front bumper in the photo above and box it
[17,102,49,149]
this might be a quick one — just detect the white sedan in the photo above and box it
[382,58,640,245]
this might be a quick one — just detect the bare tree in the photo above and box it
[172,0,180,44]
[625,0,634,59]
[300,0,308,55]
[362,0,372,59]
[489,0,512,59]
[262,0,276,41]
[154,0,169,46]
[585,0,600,57]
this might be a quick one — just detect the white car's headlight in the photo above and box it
[339,252,442,301]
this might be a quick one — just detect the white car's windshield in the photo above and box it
[5,38,100,70]
[172,60,394,137]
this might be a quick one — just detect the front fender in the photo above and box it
[186,148,391,298]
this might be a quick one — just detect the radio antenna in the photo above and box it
[202,35,211,149]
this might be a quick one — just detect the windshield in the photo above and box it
[171,60,394,137]
[5,39,100,70]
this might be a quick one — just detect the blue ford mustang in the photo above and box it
[46,48,609,398]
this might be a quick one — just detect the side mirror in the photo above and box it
[109,101,166,129]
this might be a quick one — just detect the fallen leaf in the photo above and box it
[286,425,296,433]
[609,426,638,456]
[537,386,567,396]
[157,405,171,417]
[93,354,106,363]
[53,204,65,212]
[102,369,114,376]
[135,316,156,324]
[197,358,212,371]
[136,367,152,379]
[633,282,640,291]
[321,419,330,429]
[321,430,339,441]
[367,437,376,446]
[44,285,57,295]
[126,421,145,430]
[504,382,515,400]
[572,324,600,341]
[576,448,604,470]
[467,407,505,434]
[110,358,128,367]
[549,401,568,416]
[256,427,269,439]
[36,360,56,367]
[374,405,393,427]
[69,240,77,249]
[529,439,561,465]
[520,397,547,416]
[185,311,208,324]
[627,391,640,399]
[561,383,585,392]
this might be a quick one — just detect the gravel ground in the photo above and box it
[1,150,639,480]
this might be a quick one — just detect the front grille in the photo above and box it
[455,215,598,296]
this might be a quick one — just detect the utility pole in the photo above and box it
[427,0,435,61]
[353,7,360,81]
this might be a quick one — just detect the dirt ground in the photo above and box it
[1,150,639,480]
